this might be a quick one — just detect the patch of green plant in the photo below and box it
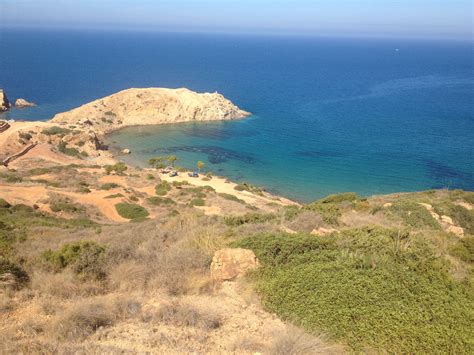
[147,196,175,206]
[224,213,276,226]
[41,126,72,136]
[218,193,245,204]
[104,162,127,175]
[318,192,358,204]
[172,180,189,187]
[0,257,29,287]
[0,199,11,209]
[189,198,205,207]
[58,141,80,157]
[388,200,441,229]
[303,193,358,225]
[42,241,107,279]
[282,205,301,220]
[234,182,264,195]
[0,172,23,183]
[449,236,474,263]
[234,227,473,353]
[33,179,61,187]
[155,181,172,196]
[0,220,26,255]
[434,203,474,235]
[19,132,32,140]
[99,182,120,190]
[115,202,149,220]
[146,173,155,180]
[104,193,124,199]
[49,200,85,214]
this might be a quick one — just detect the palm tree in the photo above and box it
[167,155,177,167]
[197,160,205,173]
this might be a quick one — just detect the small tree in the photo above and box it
[197,161,205,173]
[167,155,177,167]
[148,156,165,169]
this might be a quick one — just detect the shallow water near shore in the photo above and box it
[1,29,473,202]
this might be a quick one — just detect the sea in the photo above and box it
[1,28,473,202]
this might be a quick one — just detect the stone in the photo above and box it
[311,227,339,236]
[122,148,131,154]
[447,225,464,238]
[210,248,259,281]
[15,98,36,108]
[383,202,392,208]
[440,215,454,225]
[0,89,11,112]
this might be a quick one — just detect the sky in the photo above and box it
[1,0,473,39]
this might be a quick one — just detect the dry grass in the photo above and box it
[156,300,222,330]
[269,327,345,355]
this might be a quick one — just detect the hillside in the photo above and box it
[0,143,473,352]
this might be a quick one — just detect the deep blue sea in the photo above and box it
[1,28,473,202]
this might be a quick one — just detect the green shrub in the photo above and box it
[115,203,149,220]
[218,193,245,204]
[388,201,440,229]
[234,182,264,195]
[435,203,474,235]
[0,172,22,183]
[105,193,124,199]
[189,198,205,207]
[19,132,32,140]
[27,167,53,176]
[147,196,175,206]
[0,257,29,287]
[42,126,71,136]
[224,213,276,226]
[234,228,473,353]
[0,199,11,209]
[58,142,80,157]
[42,241,106,279]
[449,236,474,262]
[104,163,127,175]
[0,220,26,255]
[318,192,358,204]
[49,200,84,214]
[99,183,120,190]
[172,180,189,187]
[155,181,172,196]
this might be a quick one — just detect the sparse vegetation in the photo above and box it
[224,213,276,226]
[104,162,127,175]
[99,182,120,190]
[189,198,205,207]
[42,126,72,136]
[218,193,245,204]
[147,196,175,206]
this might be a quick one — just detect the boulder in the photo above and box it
[0,89,11,112]
[15,98,36,108]
[122,148,131,154]
[210,248,259,281]
[311,227,339,236]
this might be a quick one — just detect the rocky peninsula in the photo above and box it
[51,87,250,135]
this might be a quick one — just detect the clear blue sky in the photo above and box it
[1,0,473,39]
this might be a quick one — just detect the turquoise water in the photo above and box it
[1,29,473,202]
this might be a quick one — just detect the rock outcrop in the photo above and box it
[0,90,11,112]
[51,88,250,134]
[210,248,259,281]
[15,98,36,108]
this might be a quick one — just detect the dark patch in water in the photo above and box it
[425,159,474,190]
[140,145,257,165]
[295,150,345,159]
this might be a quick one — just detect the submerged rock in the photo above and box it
[0,89,11,112]
[15,98,36,108]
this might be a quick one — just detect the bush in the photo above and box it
[147,196,175,206]
[104,162,127,175]
[157,301,221,330]
[450,236,474,262]
[49,200,85,214]
[18,132,32,140]
[0,199,11,209]
[105,193,124,199]
[99,183,120,190]
[42,241,107,279]
[0,257,29,288]
[57,141,80,157]
[189,198,205,207]
[435,203,474,235]
[41,126,71,136]
[388,201,440,229]
[218,193,245,204]
[234,182,264,195]
[234,228,473,353]
[155,181,172,196]
[224,213,276,226]
[115,203,149,220]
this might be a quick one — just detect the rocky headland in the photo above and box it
[51,87,250,135]
[0,89,11,112]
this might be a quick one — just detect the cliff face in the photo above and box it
[0,89,11,112]
[51,88,250,134]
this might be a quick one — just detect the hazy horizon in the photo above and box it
[1,0,473,40]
